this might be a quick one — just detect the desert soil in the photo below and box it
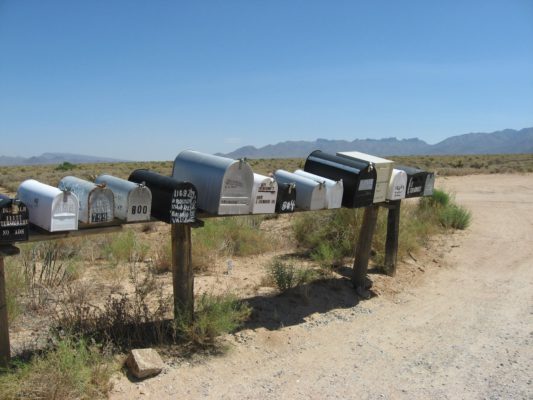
[110,174,533,400]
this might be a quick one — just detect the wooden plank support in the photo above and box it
[352,205,379,299]
[171,224,194,323]
[0,245,20,368]
[383,200,401,276]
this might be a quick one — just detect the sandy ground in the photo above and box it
[106,173,533,399]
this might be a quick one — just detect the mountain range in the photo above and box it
[0,152,125,166]
[218,127,533,159]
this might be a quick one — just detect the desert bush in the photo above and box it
[175,293,251,346]
[55,161,77,171]
[0,338,116,400]
[102,230,149,263]
[267,259,318,291]
[439,204,472,230]
[4,258,25,324]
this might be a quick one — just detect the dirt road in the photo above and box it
[111,174,533,399]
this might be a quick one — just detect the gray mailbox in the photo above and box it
[172,150,254,215]
[0,194,29,243]
[95,174,152,222]
[274,170,327,211]
[58,176,114,224]
[293,169,343,209]
[17,179,79,232]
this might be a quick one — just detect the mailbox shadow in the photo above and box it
[239,276,364,332]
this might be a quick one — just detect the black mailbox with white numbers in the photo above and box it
[303,150,377,208]
[128,169,197,224]
[393,165,429,198]
[0,194,29,244]
[275,182,296,213]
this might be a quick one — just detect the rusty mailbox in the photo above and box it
[274,170,327,211]
[251,173,278,214]
[0,194,29,243]
[276,183,296,213]
[337,151,394,204]
[58,176,114,224]
[293,169,343,209]
[393,165,429,198]
[128,169,197,224]
[386,169,407,201]
[172,150,253,215]
[17,179,79,232]
[303,150,376,208]
[95,174,152,222]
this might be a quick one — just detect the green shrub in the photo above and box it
[267,259,318,291]
[439,204,472,230]
[0,338,116,400]
[55,161,77,171]
[103,230,148,263]
[176,293,251,346]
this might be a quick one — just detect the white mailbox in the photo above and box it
[58,176,114,224]
[172,150,254,215]
[386,169,407,201]
[17,179,79,232]
[251,173,278,214]
[95,174,152,222]
[423,172,435,196]
[293,169,343,209]
[337,151,394,203]
[274,170,327,211]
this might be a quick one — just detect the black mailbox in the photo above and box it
[128,170,197,224]
[275,183,296,213]
[0,194,29,243]
[303,150,377,208]
[394,165,428,198]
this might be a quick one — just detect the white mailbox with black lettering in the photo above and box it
[0,194,29,243]
[293,169,343,209]
[386,169,407,201]
[423,172,435,196]
[251,173,278,214]
[172,150,254,215]
[274,170,327,211]
[95,174,152,222]
[129,169,197,224]
[17,179,79,232]
[58,176,114,224]
[337,151,393,203]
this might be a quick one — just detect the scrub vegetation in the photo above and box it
[0,156,485,399]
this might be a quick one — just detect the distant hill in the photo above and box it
[0,152,126,166]
[218,127,533,159]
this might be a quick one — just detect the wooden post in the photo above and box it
[0,245,19,368]
[171,224,194,322]
[384,200,401,276]
[352,205,379,299]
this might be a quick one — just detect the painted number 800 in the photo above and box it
[131,205,148,215]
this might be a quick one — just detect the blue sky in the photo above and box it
[1,1,532,161]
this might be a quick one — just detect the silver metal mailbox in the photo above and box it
[274,170,327,211]
[172,150,254,215]
[423,172,435,196]
[337,151,394,203]
[58,176,114,224]
[95,174,152,222]
[251,173,278,214]
[386,169,407,201]
[293,169,343,209]
[17,179,79,232]
[0,194,29,243]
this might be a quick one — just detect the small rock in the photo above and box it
[126,348,165,379]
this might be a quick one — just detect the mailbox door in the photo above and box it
[251,175,277,214]
[169,183,197,223]
[126,186,152,222]
[51,193,79,231]
[423,172,435,196]
[405,173,426,198]
[276,183,296,213]
[87,189,114,223]
[386,169,407,201]
[0,195,29,243]
[218,163,254,215]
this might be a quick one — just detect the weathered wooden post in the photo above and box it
[352,205,379,299]
[0,245,20,368]
[171,224,194,323]
[383,200,401,276]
